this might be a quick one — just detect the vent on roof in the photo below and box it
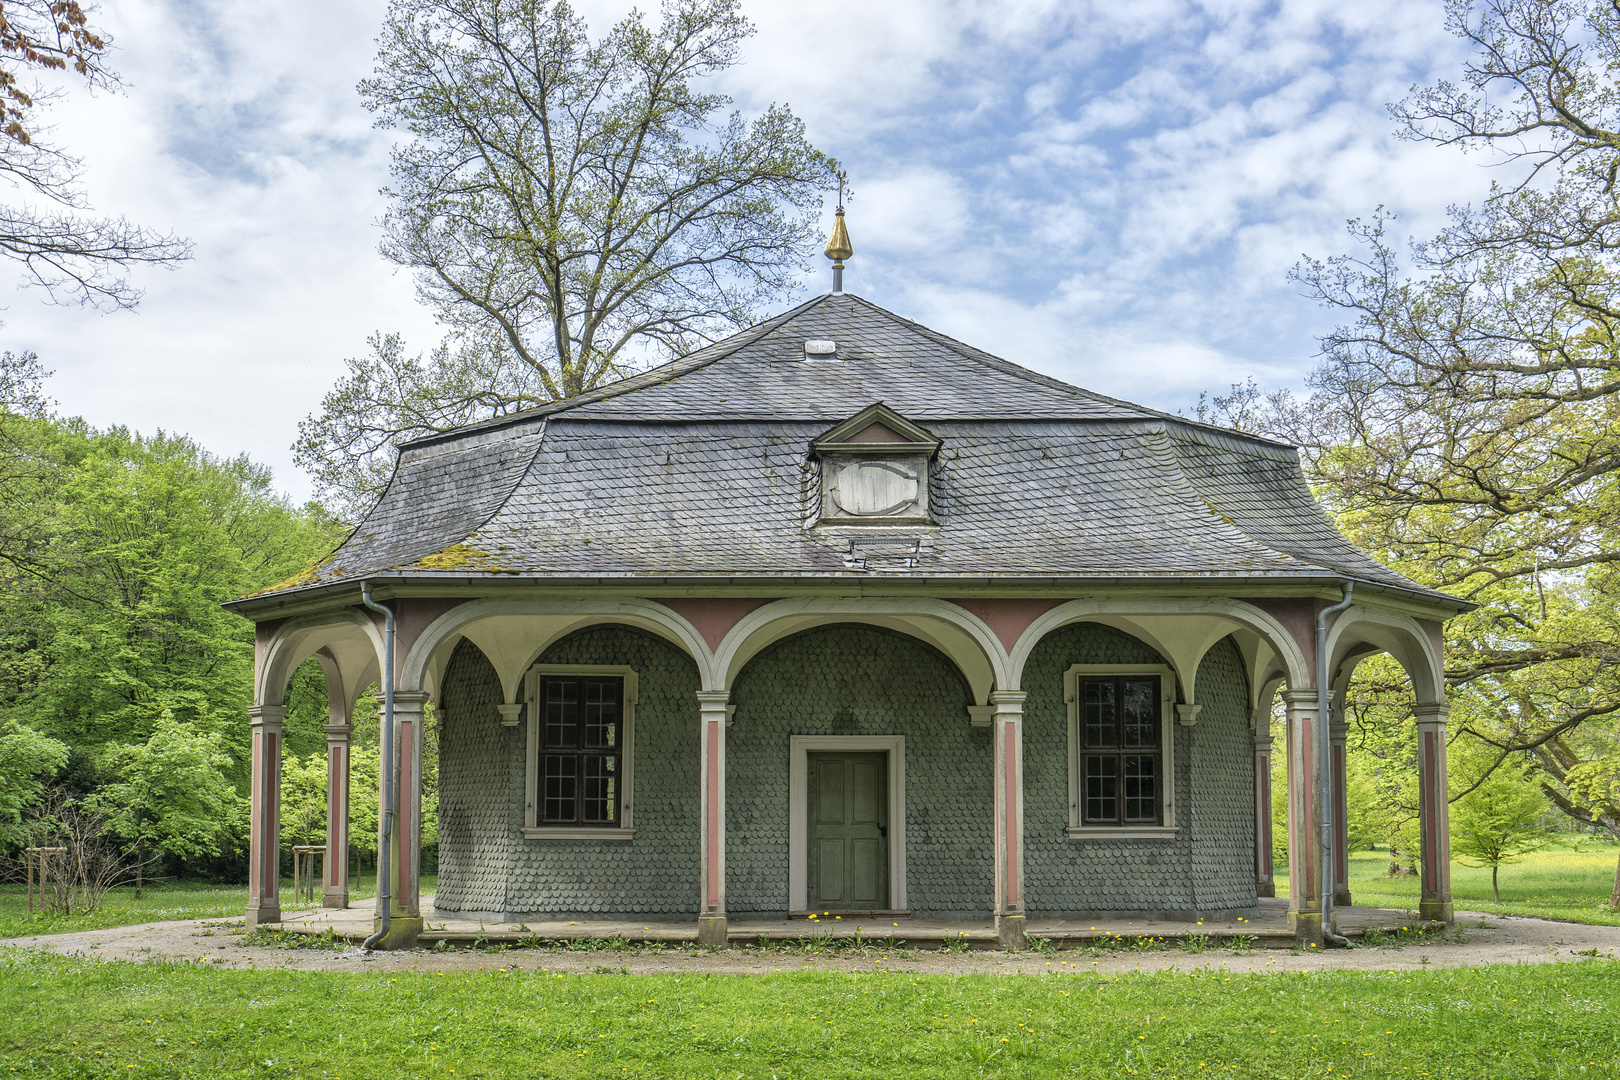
[803,339,838,360]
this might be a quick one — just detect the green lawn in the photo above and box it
[1277,845,1620,925]
[0,873,437,940]
[0,949,1615,1078]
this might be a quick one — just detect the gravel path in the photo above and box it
[4,911,1617,976]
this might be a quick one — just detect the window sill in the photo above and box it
[1065,825,1178,840]
[522,827,637,842]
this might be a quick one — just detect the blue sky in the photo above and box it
[5,0,1482,502]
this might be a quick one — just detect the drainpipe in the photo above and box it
[1316,582,1354,947]
[359,581,394,952]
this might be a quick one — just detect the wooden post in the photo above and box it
[245,705,286,928]
[1414,702,1453,924]
[991,690,1027,950]
[696,690,730,947]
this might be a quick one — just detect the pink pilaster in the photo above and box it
[1252,730,1275,898]
[1330,715,1352,907]
[1280,689,1324,942]
[696,690,730,946]
[990,690,1026,949]
[1414,702,1453,923]
[245,705,286,928]
[323,722,352,909]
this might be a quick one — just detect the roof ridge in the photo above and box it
[399,295,829,451]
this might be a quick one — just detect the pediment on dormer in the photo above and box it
[812,403,941,454]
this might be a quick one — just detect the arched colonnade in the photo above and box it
[243,590,1453,947]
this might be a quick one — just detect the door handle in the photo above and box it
[878,824,887,838]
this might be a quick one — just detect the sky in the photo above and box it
[2,0,1486,503]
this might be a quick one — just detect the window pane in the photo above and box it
[1122,679,1158,747]
[584,680,619,748]
[1124,755,1157,822]
[1085,755,1117,822]
[543,754,577,823]
[1084,681,1116,747]
[545,680,578,748]
[582,755,618,823]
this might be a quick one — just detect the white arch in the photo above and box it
[256,609,386,710]
[1325,607,1445,704]
[398,596,716,702]
[712,597,1010,702]
[1007,599,1313,703]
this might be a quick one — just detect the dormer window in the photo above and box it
[812,404,940,525]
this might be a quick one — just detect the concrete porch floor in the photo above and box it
[265,896,1437,950]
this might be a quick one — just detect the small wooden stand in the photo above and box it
[25,847,67,915]
[292,846,324,906]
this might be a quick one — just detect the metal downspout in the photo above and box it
[1317,582,1354,947]
[360,581,394,952]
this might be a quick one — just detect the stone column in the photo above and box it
[991,690,1027,950]
[1252,728,1275,899]
[1280,689,1324,943]
[1414,702,1454,924]
[322,721,352,909]
[697,690,730,947]
[372,690,429,949]
[1330,712,1352,908]
[245,704,286,928]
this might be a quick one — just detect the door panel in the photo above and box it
[807,752,888,910]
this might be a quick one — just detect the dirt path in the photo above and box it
[4,911,1617,976]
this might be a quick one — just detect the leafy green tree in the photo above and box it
[298,0,838,519]
[1449,757,1550,902]
[0,717,67,845]
[85,710,245,896]
[280,752,329,849]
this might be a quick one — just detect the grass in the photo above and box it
[1275,845,1620,926]
[0,872,437,940]
[0,948,1615,1078]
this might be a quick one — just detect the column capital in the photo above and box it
[323,723,352,740]
[696,690,731,710]
[989,689,1026,709]
[1280,688,1335,707]
[1175,703,1203,726]
[249,704,287,728]
[1329,720,1349,740]
[1413,701,1449,726]
[1252,734,1274,751]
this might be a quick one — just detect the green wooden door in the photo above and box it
[807,752,889,910]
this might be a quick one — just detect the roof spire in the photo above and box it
[824,171,852,294]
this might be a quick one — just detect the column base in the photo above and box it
[369,915,423,950]
[697,915,728,948]
[995,914,1026,951]
[322,887,350,909]
[244,899,281,929]
[1257,880,1275,898]
[1288,910,1323,946]
[1419,898,1453,925]
[1333,888,1353,908]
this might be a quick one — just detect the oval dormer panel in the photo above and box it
[828,459,921,517]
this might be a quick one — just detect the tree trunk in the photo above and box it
[135,840,143,900]
[1610,851,1620,912]
[1492,863,1500,903]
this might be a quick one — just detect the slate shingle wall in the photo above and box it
[1022,625,1256,915]
[726,624,992,917]
[435,627,701,918]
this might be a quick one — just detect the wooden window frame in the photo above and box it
[1064,664,1178,839]
[523,665,637,841]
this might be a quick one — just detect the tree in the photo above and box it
[0,0,191,309]
[85,710,244,896]
[299,0,837,517]
[0,716,66,845]
[1449,757,1550,902]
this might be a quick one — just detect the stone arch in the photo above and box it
[1325,607,1445,705]
[257,609,384,716]
[1008,599,1312,704]
[712,596,1008,703]
[398,597,716,703]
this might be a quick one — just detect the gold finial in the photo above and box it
[824,171,852,292]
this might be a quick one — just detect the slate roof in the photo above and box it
[240,292,1459,607]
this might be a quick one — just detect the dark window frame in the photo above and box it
[1078,674,1164,826]
[537,674,625,828]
